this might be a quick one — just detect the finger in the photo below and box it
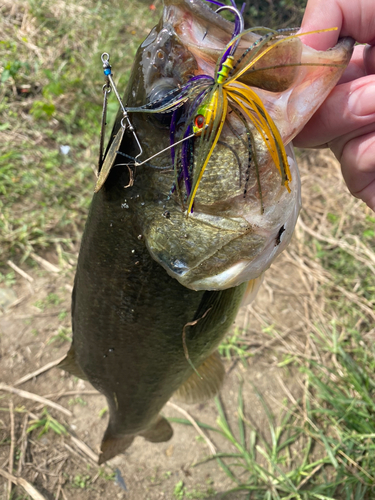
[299,0,342,50]
[331,131,375,210]
[294,75,375,148]
[339,45,367,84]
[300,0,375,50]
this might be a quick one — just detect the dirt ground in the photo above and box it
[0,151,363,499]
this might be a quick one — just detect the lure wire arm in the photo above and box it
[100,52,143,161]
[115,128,207,168]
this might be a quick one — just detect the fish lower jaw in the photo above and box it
[189,260,253,290]
[183,221,295,291]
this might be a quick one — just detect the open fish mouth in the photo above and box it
[98,0,353,291]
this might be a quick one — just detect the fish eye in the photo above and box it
[148,82,176,106]
[146,81,178,127]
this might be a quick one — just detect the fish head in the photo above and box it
[111,0,353,291]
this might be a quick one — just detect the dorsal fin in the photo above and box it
[174,351,225,404]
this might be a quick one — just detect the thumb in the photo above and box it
[294,75,375,149]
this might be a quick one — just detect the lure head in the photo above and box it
[192,99,215,134]
[193,53,235,134]
[110,0,354,291]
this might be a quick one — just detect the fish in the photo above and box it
[60,0,353,464]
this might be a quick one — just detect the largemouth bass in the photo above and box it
[61,0,353,464]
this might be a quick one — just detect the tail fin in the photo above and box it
[99,415,173,464]
[140,415,173,443]
[99,429,135,465]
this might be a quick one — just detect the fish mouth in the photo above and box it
[122,0,354,291]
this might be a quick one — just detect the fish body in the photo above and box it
[69,189,247,462]
[61,0,353,463]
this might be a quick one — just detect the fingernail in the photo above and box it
[348,85,375,116]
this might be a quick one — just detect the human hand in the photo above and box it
[294,0,375,211]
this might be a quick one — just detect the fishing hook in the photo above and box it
[215,5,244,55]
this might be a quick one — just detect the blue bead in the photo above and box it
[104,68,111,75]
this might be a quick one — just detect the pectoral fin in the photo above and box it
[174,351,225,404]
[140,415,173,443]
[58,345,88,381]
[240,274,264,307]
